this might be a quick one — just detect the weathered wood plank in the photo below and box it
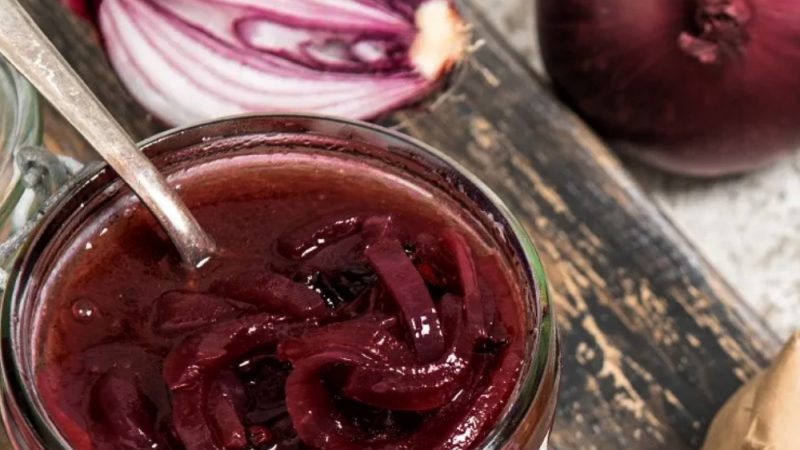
[21,0,780,449]
[397,6,779,449]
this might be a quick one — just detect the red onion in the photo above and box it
[537,0,800,176]
[67,0,466,126]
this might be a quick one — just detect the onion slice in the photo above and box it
[283,352,370,450]
[206,372,248,450]
[95,0,467,125]
[151,290,248,336]
[278,317,409,365]
[440,229,487,341]
[164,314,312,449]
[209,272,329,320]
[90,370,158,449]
[366,238,445,363]
[340,294,473,411]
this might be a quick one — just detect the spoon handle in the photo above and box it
[0,0,216,268]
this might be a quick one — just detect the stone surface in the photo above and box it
[477,0,799,338]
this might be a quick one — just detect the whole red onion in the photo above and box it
[537,0,800,176]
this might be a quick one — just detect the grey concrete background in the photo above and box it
[475,0,800,338]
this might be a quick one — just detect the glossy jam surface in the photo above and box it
[34,152,527,450]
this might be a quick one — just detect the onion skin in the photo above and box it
[538,0,800,176]
[66,0,465,126]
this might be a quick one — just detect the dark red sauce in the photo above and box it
[33,152,527,450]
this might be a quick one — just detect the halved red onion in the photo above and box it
[90,0,466,125]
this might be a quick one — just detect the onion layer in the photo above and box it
[82,0,465,125]
[537,0,800,176]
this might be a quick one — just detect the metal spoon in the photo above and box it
[0,0,216,268]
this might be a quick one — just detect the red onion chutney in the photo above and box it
[32,151,529,450]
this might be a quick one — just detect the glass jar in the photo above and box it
[0,54,41,236]
[0,115,560,450]
[0,56,82,272]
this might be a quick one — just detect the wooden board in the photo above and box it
[20,1,781,449]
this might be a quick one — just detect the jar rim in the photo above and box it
[0,113,559,450]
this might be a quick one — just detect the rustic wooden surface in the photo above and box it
[19,1,781,449]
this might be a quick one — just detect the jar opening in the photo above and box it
[1,115,559,450]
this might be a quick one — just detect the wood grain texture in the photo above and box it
[22,0,780,449]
